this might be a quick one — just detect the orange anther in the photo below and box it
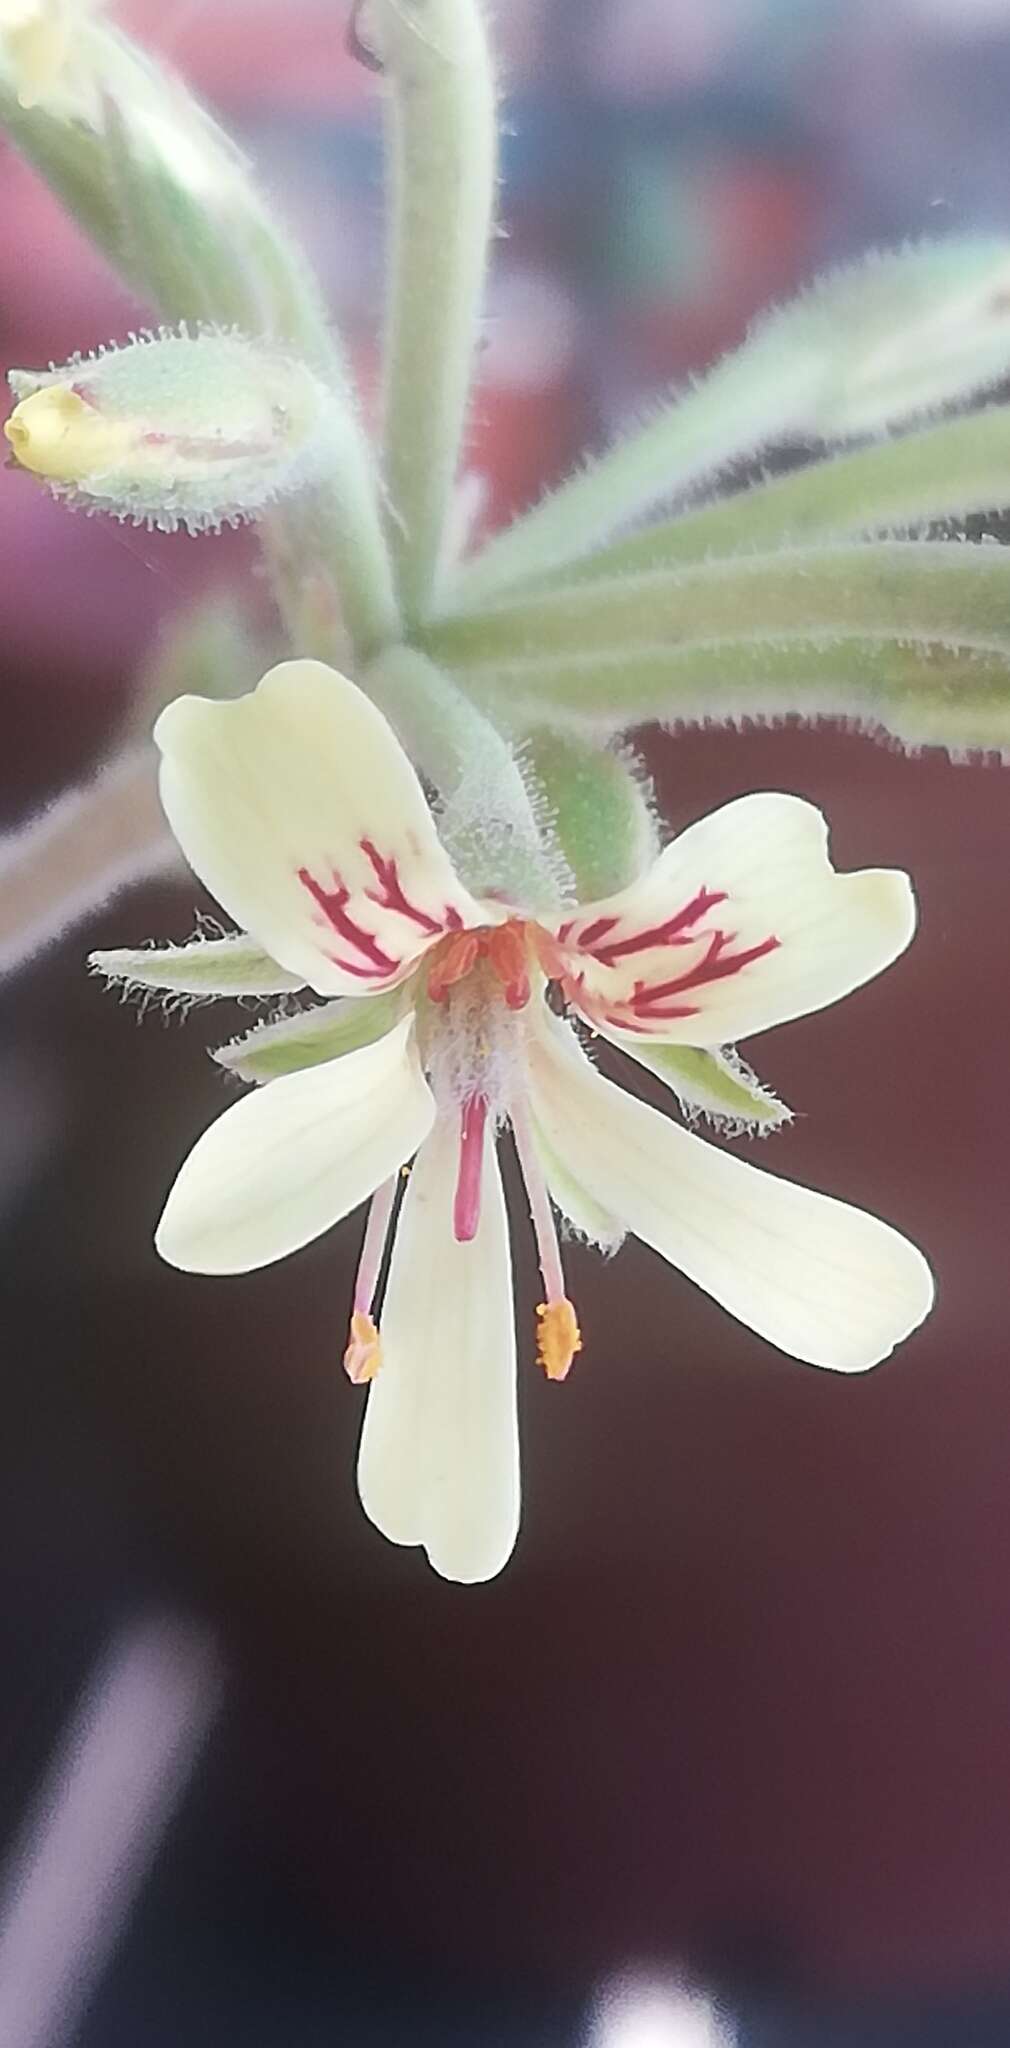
[535,1298,582,1381]
[531,925,569,982]
[426,929,481,1002]
[344,1310,382,1384]
[487,919,531,1007]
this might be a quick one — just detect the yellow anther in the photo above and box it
[4,387,132,483]
[343,1310,382,1385]
[535,1298,582,1382]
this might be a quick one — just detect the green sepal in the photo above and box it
[621,1042,791,1136]
[522,730,657,899]
[214,992,405,1083]
[90,932,302,998]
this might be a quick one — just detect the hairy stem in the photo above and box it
[0,749,180,979]
[372,0,497,623]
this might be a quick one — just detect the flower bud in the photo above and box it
[5,328,345,532]
[0,0,83,111]
[759,236,1010,441]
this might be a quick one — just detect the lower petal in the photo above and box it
[527,1009,933,1372]
[156,1015,434,1274]
[357,1114,519,1584]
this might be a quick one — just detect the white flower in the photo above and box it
[92,660,934,1584]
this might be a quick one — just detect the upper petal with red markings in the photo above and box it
[549,792,915,1044]
[154,659,498,999]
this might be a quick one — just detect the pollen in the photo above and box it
[535,1298,582,1381]
[343,1309,382,1385]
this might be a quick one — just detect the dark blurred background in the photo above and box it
[3,2,1010,2042]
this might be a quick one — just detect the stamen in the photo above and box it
[353,1175,399,1317]
[344,1311,382,1385]
[486,920,531,1009]
[535,1299,582,1382]
[343,1175,399,1384]
[427,929,480,1002]
[454,1093,488,1242]
[510,1095,582,1377]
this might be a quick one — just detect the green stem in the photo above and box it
[372,0,497,623]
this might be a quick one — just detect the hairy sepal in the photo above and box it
[89,931,301,998]
[622,1043,792,1138]
[6,329,347,534]
[213,992,406,1084]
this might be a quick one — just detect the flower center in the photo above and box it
[426,917,532,1010]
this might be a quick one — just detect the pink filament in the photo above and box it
[453,1094,488,1242]
[509,1094,566,1305]
[353,1175,399,1315]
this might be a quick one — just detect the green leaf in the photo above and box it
[90,933,302,998]
[422,540,1010,670]
[447,635,1010,757]
[537,406,1010,586]
[442,237,1010,608]
[214,993,404,1082]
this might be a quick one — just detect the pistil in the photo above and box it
[453,1092,488,1241]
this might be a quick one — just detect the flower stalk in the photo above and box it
[372,0,498,624]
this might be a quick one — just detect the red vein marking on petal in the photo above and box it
[360,839,446,936]
[573,928,781,1030]
[298,866,400,975]
[628,930,780,1008]
[571,887,728,967]
[567,914,618,951]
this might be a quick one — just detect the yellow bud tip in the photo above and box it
[4,385,128,483]
[5,12,70,109]
[536,1298,582,1382]
[343,1310,381,1386]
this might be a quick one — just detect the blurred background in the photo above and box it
[3,1,1010,2041]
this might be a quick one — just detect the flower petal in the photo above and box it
[527,1009,933,1371]
[552,792,915,1043]
[357,1114,519,1584]
[154,660,492,999]
[156,1015,435,1274]
[530,1117,625,1254]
